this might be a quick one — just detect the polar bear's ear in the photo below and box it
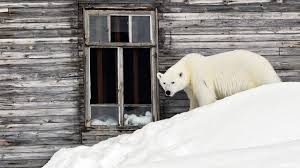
[157,72,162,80]
[179,72,183,77]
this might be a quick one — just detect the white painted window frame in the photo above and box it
[84,9,159,128]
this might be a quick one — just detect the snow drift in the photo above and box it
[43,82,300,168]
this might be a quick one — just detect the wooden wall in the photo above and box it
[0,0,300,167]
[0,0,83,167]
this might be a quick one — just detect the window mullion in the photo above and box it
[108,15,111,43]
[118,47,124,126]
[129,15,132,43]
[85,47,91,127]
[151,47,159,122]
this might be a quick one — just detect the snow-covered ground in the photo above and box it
[43,82,300,168]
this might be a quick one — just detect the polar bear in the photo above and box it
[157,50,281,110]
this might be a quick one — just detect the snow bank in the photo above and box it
[43,82,300,168]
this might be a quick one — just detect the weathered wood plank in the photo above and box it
[0,122,80,131]
[161,106,189,114]
[82,130,134,136]
[161,41,300,49]
[159,19,300,28]
[0,22,77,30]
[0,29,80,38]
[0,2,75,8]
[0,79,81,87]
[160,99,189,107]
[1,136,81,146]
[224,0,272,5]
[78,0,159,3]
[162,27,300,35]
[0,58,82,66]
[159,48,280,57]
[161,12,300,20]
[8,8,77,16]
[0,108,81,117]
[163,34,300,43]
[0,101,82,110]
[0,160,48,168]
[0,43,79,52]
[0,37,78,44]
[187,0,223,4]
[3,16,77,24]
[0,131,81,143]
[280,48,300,56]
[1,152,54,160]
[0,115,81,124]
[171,0,272,4]
[160,3,300,13]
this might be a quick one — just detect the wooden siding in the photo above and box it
[0,0,300,167]
[0,0,83,167]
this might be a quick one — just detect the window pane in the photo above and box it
[89,16,108,43]
[124,106,152,126]
[111,16,129,42]
[90,48,118,104]
[132,16,151,43]
[123,48,151,104]
[91,106,118,126]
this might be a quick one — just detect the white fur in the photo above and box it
[157,50,281,110]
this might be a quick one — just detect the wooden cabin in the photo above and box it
[0,0,299,167]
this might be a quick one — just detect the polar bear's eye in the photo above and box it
[163,82,166,85]
[171,82,175,84]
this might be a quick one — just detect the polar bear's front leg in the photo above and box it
[189,96,198,110]
[184,87,198,110]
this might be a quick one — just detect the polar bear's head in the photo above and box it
[157,62,190,97]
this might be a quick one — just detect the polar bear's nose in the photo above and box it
[165,90,171,96]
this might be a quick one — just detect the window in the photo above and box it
[84,10,159,127]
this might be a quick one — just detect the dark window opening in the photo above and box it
[90,48,118,104]
[123,48,151,104]
[111,16,129,42]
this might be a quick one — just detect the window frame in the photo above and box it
[84,10,156,46]
[84,9,159,128]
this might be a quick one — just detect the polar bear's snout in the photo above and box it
[165,90,171,96]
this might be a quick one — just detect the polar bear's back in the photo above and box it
[186,50,281,99]
[211,50,279,81]
[210,50,281,98]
